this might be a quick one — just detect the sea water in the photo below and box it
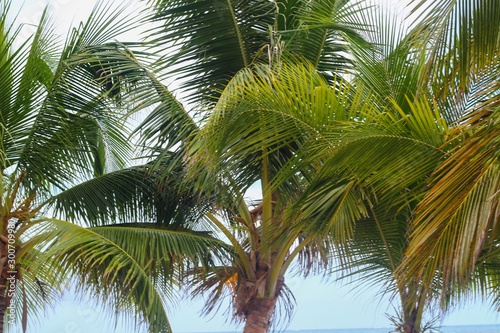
[283,326,500,333]
[194,325,500,333]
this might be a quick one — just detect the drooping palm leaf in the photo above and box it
[46,165,156,226]
[0,1,218,332]
[397,0,500,307]
[48,159,216,230]
[298,90,449,236]
[27,218,231,333]
[190,62,349,199]
[404,108,500,293]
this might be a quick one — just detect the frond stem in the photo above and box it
[261,148,272,256]
[280,233,314,274]
[266,230,303,296]
[205,212,255,280]
[370,205,397,273]
[225,0,249,67]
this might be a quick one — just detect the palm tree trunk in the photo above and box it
[400,282,426,333]
[242,271,284,333]
[403,307,418,333]
[243,296,278,333]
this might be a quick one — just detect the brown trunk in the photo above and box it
[403,308,418,333]
[241,271,284,333]
[243,296,278,333]
[400,282,426,333]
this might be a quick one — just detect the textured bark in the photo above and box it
[241,272,284,333]
[243,296,278,333]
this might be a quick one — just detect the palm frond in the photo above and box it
[432,60,500,123]
[29,218,231,333]
[47,161,215,230]
[404,108,500,293]
[348,5,427,112]
[300,118,446,240]
[46,165,155,226]
[189,62,347,199]
[408,0,500,95]
[8,247,61,332]
[3,1,161,192]
[284,0,371,80]
[132,76,199,164]
[146,0,275,104]
[0,5,58,173]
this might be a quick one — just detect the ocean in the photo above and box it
[279,326,500,333]
[194,326,500,333]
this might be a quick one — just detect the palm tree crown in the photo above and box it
[0,1,230,332]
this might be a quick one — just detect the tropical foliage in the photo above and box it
[3,0,500,333]
[0,1,229,332]
[147,0,368,104]
[141,0,500,332]
[142,1,377,332]
[403,0,500,288]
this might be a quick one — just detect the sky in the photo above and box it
[8,0,500,332]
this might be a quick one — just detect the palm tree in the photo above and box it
[0,1,229,332]
[138,3,371,330]
[139,1,499,332]
[139,1,448,332]
[302,1,500,331]
[296,74,450,333]
[401,0,500,313]
[174,50,444,333]
[182,62,374,333]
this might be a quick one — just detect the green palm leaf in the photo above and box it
[2,0,158,192]
[0,1,216,332]
[146,0,370,106]
[46,165,155,226]
[284,0,370,80]
[408,0,500,96]
[48,161,214,229]
[404,108,500,292]
[190,62,349,198]
[147,0,274,104]
[28,218,231,333]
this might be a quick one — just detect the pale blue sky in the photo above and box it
[14,275,500,332]
[10,0,500,332]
